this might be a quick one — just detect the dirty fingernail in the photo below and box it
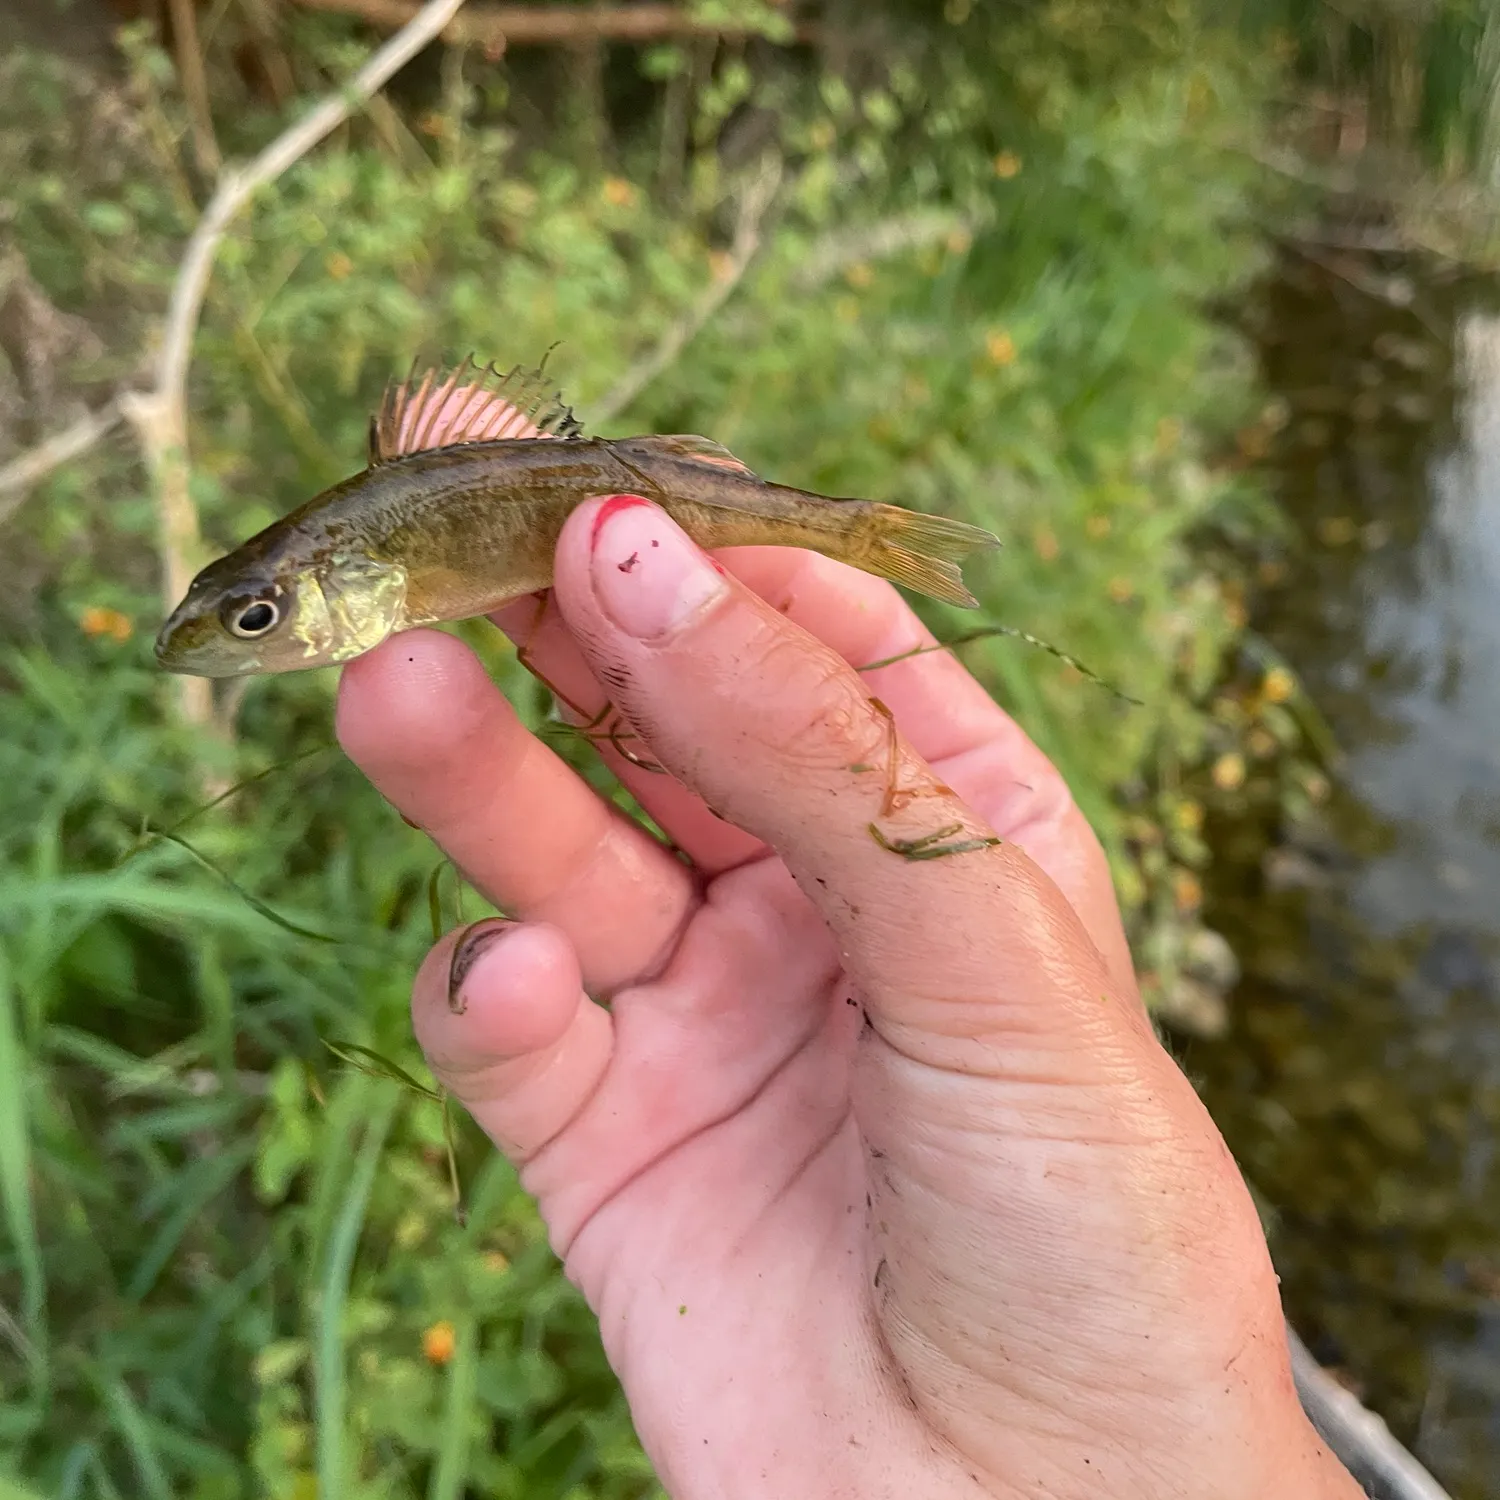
[447,918,515,1014]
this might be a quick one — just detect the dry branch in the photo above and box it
[290,0,815,49]
[790,208,982,291]
[167,0,222,177]
[593,158,782,425]
[118,0,466,738]
[0,403,124,524]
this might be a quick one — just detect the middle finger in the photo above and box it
[336,627,697,993]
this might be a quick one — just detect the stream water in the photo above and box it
[1187,248,1500,1499]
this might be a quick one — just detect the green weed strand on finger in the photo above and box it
[867,822,1004,861]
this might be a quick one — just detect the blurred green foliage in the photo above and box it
[0,0,1282,1493]
[1238,0,1500,177]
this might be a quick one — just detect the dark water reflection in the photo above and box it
[1187,250,1500,1499]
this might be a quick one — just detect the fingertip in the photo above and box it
[414,919,585,1075]
[335,628,493,768]
[413,918,613,1164]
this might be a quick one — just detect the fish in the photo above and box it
[155,357,1001,679]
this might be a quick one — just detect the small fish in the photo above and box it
[155,358,1001,678]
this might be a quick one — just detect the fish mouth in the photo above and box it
[153,619,261,679]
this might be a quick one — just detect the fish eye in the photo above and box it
[225,597,282,639]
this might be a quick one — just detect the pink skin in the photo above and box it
[336,496,1360,1500]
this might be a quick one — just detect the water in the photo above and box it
[1187,248,1500,1499]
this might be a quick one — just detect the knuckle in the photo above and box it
[737,629,887,773]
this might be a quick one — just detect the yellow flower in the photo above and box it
[602,177,637,208]
[1172,869,1203,912]
[1211,753,1246,792]
[79,606,133,643]
[945,227,972,255]
[1302,771,1331,804]
[1174,800,1204,833]
[1085,514,1111,540]
[1317,516,1357,546]
[422,1319,456,1366]
[992,150,1022,179]
[1262,666,1296,704]
[844,261,875,289]
[1107,576,1134,603]
[1032,524,1059,562]
[324,251,352,281]
[984,329,1016,366]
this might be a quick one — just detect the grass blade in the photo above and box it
[141,830,343,943]
[427,1314,478,1500]
[101,1377,172,1500]
[0,1473,51,1500]
[0,945,46,1368]
[125,1141,256,1302]
[322,1039,439,1099]
[314,1086,397,1500]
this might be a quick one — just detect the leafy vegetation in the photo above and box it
[1240,0,1499,176]
[0,1,1298,1493]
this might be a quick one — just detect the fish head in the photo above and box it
[155,550,409,678]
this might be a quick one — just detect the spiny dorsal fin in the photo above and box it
[648,434,758,475]
[370,355,585,464]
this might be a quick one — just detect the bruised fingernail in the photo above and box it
[447,918,514,1014]
[590,493,651,547]
[591,496,729,641]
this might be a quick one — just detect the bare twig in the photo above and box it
[290,0,815,49]
[120,0,466,738]
[593,159,783,426]
[0,402,124,524]
[790,208,982,291]
[167,0,222,177]
[1288,1323,1454,1500]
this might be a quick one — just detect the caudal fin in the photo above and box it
[863,505,1001,608]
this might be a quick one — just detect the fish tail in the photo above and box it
[856,505,1000,608]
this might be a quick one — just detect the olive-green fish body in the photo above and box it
[155,362,999,679]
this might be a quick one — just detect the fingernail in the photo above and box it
[447,918,514,1015]
[590,495,729,641]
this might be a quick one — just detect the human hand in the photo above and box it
[336,495,1360,1500]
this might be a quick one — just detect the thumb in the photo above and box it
[552,495,1133,1073]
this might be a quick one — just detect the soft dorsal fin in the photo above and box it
[647,434,758,475]
[369,355,585,464]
